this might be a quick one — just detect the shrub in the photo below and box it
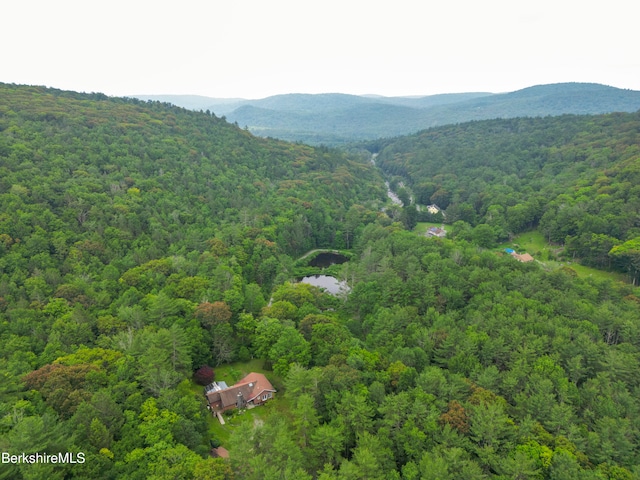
[194,365,215,385]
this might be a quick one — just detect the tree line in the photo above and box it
[374,112,640,279]
[1,83,640,478]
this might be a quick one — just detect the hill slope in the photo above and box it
[228,83,640,144]
[3,84,640,479]
[137,84,640,145]
[0,83,387,477]
[374,110,640,276]
[416,82,640,125]
[0,83,385,257]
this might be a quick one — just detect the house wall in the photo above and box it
[252,391,275,406]
[214,403,237,413]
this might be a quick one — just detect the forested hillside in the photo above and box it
[214,84,640,145]
[2,83,640,480]
[0,83,385,479]
[374,111,640,281]
[241,226,640,479]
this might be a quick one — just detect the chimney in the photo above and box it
[236,391,245,410]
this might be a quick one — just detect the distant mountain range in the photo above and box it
[133,83,640,145]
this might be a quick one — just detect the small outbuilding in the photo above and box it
[211,447,230,458]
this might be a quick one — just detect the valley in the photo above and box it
[1,82,640,479]
[137,83,640,145]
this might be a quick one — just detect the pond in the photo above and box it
[299,275,350,296]
[308,252,349,268]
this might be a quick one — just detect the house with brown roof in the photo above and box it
[511,252,534,263]
[205,372,276,413]
[211,446,229,459]
[426,226,447,238]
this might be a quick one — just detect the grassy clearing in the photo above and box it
[414,222,449,236]
[188,359,288,446]
[538,260,630,283]
[412,224,633,286]
[209,394,293,445]
[212,358,281,387]
[499,229,632,285]
[498,230,555,260]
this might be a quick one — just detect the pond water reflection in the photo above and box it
[300,275,350,296]
[308,252,349,268]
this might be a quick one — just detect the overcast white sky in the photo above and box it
[2,0,638,99]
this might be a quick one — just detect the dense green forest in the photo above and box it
[241,226,640,479]
[374,111,640,282]
[0,83,385,479]
[1,83,640,479]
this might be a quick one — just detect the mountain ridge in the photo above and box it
[3,82,640,479]
[133,83,640,145]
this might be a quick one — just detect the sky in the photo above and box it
[3,0,639,99]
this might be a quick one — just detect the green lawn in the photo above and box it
[188,359,288,446]
[499,229,633,285]
[412,224,632,285]
[498,230,554,260]
[203,394,286,445]
[414,222,449,236]
[211,358,280,387]
[538,260,630,284]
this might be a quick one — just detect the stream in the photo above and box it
[372,153,404,206]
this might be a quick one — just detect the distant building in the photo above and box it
[426,226,447,238]
[511,252,534,263]
[504,248,534,262]
[205,372,276,413]
[211,447,230,458]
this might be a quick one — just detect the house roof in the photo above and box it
[512,252,534,262]
[427,227,446,237]
[218,383,254,408]
[204,381,229,394]
[206,372,276,408]
[234,372,276,401]
[212,447,229,458]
